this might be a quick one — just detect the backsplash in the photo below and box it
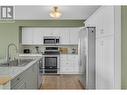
[20,45,78,54]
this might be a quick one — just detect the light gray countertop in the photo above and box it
[19,53,78,56]
[0,57,42,85]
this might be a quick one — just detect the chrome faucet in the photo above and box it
[7,43,18,63]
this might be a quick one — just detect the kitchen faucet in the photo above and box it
[7,43,18,63]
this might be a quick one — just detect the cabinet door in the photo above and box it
[102,36,114,89]
[41,28,49,36]
[60,55,67,67]
[60,55,73,74]
[71,55,79,73]
[22,28,33,44]
[96,36,114,89]
[50,28,61,36]
[25,66,34,89]
[69,28,79,44]
[33,28,42,44]
[25,63,38,89]
[12,79,26,89]
[103,6,114,36]
[60,67,73,74]
[60,28,69,44]
[95,6,114,38]
[66,55,74,67]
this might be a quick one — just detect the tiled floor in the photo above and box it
[41,74,84,89]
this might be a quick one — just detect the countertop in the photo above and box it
[19,54,43,57]
[0,76,11,85]
[19,53,78,56]
[0,57,42,85]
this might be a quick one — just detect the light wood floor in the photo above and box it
[41,74,84,89]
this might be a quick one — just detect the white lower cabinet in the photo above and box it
[96,35,114,89]
[60,55,79,74]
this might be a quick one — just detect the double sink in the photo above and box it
[0,59,34,67]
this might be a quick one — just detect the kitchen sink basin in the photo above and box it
[0,59,34,67]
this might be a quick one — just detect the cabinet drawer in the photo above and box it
[60,62,73,67]
[60,67,73,73]
[11,73,24,88]
[12,79,25,89]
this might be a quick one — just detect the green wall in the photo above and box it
[0,20,84,59]
[121,6,127,89]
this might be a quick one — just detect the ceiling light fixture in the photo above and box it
[50,6,62,19]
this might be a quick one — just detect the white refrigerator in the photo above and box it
[79,27,96,89]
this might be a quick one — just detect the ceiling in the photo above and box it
[15,6,100,20]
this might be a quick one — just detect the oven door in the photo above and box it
[44,57,58,73]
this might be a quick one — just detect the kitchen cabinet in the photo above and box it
[11,73,26,89]
[50,28,62,36]
[22,28,33,44]
[59,28,70,44]
[60,55,73,74]
[85,6,114,38]
[11,79,26,89]
[22,28,43,45]
[21,28,79,45]
[32,28,43,44]
[85,6,116,89]
[11,61,38,89]
[41,28,60,36]
[69,55,79,73]
[102,6,114,37]
[25,62,38,89]
[60,55,79,74]
[96,35,114,89]
[69,28,79,45]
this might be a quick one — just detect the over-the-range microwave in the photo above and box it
[43,36,60,44]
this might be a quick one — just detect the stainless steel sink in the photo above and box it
[0,59,34,67]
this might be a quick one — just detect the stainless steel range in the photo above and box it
[42,47,60,74]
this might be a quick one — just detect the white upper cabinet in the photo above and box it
[22,28,33,44]
[32,28,43,44]
[69,28,79,45]
[41,28,61,37]
[103,6,114,37]
[59,28,70,44]
[85,6,114,38]
[21,28,79,45]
